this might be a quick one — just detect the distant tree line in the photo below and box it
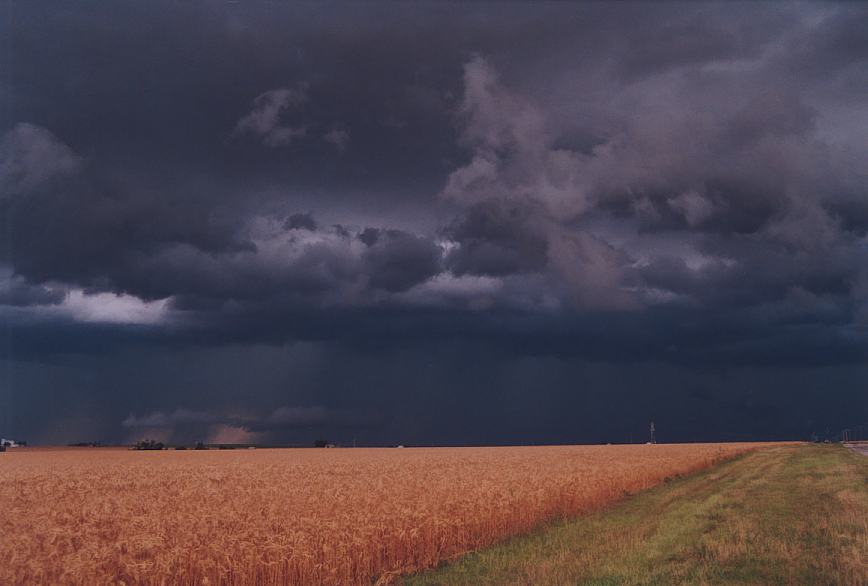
[133,439,165,450]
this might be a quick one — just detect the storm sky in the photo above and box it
[1,2,867,445]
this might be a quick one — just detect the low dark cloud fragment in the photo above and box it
[358,227,381,247]
[443,201,549,277]
[360,228,443,292]
[285,212,317,231]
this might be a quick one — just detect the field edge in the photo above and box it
[404,444,868,586]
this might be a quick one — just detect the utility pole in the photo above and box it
[649,421,656,444]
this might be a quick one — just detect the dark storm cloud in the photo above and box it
[1,3,865,334]
[0,122,254,289]
[0,122,443,304]
[443,200,549,277]
[358,228,442,292]
[2,2,867,444]
[285,212,317,231]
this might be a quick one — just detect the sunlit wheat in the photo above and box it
[0,443,775,585]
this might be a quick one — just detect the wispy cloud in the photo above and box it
[235,86,308,147]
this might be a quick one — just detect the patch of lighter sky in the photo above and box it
[59,290,170,325]
[395,272,503,307]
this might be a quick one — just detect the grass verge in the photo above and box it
[406,445,867,586]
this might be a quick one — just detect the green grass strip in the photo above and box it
[406,445,868,586]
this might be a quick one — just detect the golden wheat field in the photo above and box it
[0,443,772,585]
